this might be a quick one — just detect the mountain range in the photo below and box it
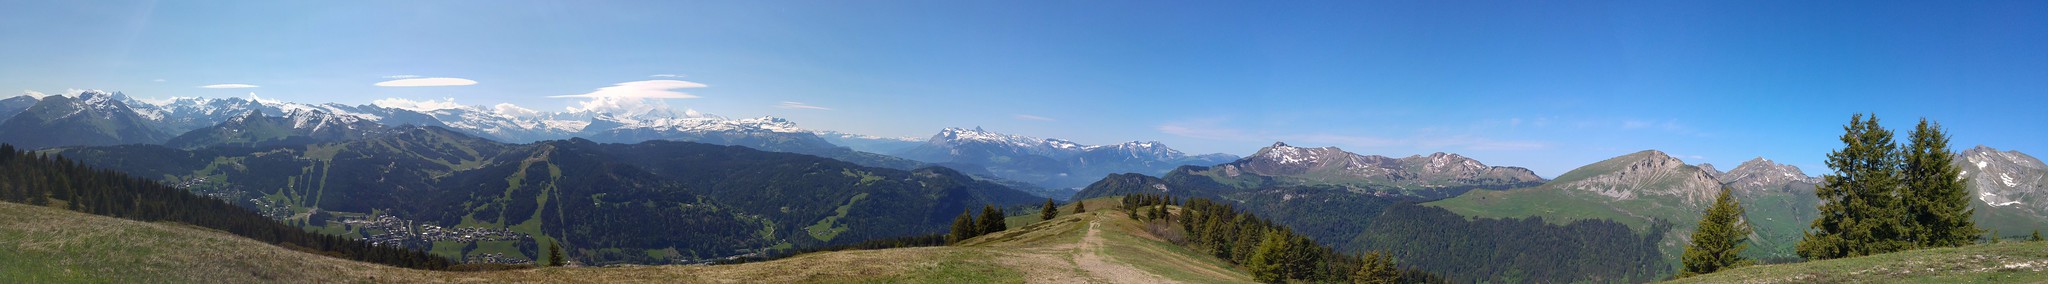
[0,90,1236,198]
[51,125,1040,265]
[893,127,1239,193]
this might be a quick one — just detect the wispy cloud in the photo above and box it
[151,79,166,83]
[1014,114,1056,122]
[548,80,705,99]
[21,90,48,98]
[649,74,684,78]
[374,77,477,87]
[382,75,422,79]
[372,97,467,112]
[199,83,259,89]
[776,101,832,110]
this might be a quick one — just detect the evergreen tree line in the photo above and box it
[1798,115,1981,260]
[947,205,1011,243]
[1136,194,1447,284]
[0,144,452,270]
[1350,203,1669,283]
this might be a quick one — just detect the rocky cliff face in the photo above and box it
[1960,146,2048,215]
[1213,142,1545,196]
[1721,157,1822,194]
[1550,150,1723,206]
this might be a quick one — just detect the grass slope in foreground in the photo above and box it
[0,198,1251,283]
[1667,241,2048,284]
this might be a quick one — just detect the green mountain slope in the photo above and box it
[0,198,1254,283]
[1072,165,1666,282]
[1667,241,2048,284]
[50,127,1042,265]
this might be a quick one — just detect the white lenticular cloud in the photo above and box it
[1014,114,1056,122]
[374,77,478,87]
[493,103,541,117]
[549,80,706,99]
[776,101,832,110]
[372,97,467,112]
[200,84,259,89]
[567,96,677,117]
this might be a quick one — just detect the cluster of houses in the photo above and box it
[338,214,530,248]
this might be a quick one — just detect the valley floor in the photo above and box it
[0,199,1251,283]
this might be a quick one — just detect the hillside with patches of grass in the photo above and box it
[1667,241,2048,283]
[0,198,1255,283]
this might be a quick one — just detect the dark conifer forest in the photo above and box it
[0,144,453,270]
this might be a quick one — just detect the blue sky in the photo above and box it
[3,1,2045,177]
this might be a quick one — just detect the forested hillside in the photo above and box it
[48,127,1042,266]
[0,144,451,270]
[1072,166,1668,282]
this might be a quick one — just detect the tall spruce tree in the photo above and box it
[1901,119,1981,247]
[1353,251,1400,284]
[949,209,976,244]
[1799,114,1912,259]
[1074,200,1085,214]
[1040,198,1058,221]
[547,241,566,267]
[978,205,1007,235]
[1681,187,1752,278]
[1248,229,1294,283]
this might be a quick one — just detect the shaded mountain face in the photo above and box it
[893,127,1238,192]
[164,109,395,149]
[0,91,170,149]
[1204,142,1545,198]
[53,129,1040,265]
[1698,163,1725,180]
[0,95,37,120]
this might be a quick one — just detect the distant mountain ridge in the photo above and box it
[1209,142,1545,198]
[164,109,394,149]
[893,127,1239,192]
[0,90,170,149]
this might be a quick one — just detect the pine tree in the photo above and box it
[547,241,566,267]
[1800,114,1911,260]
[1353,251,1399,284]
[1040,198,1058,221]
[1074,200,1086,214]
[977,205,1006,235]
[949,209,976,244]
[1680,187,1752,278]
[2031,230,2043,242]
[1248,230,1293,283]
[1900,118,1980,248]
